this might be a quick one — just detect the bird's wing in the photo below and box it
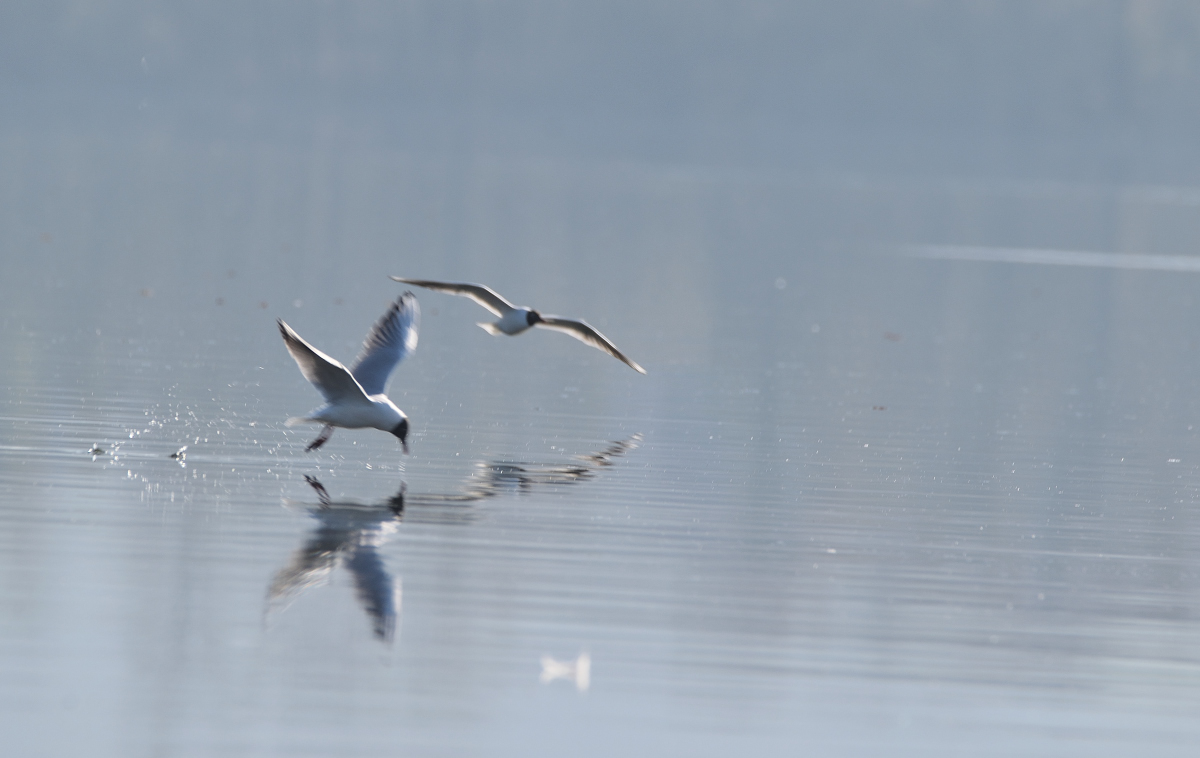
[278,320,371,403]
[536,316,648,374]
[388,277,516,316]
[351,293,420,396]
[345,545,400,642]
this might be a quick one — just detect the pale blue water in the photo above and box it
[5,4,1200,757]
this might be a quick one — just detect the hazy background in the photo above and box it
[4,3,1200,757]
[10,1,1200,180]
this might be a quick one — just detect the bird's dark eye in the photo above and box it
[392,419,409,440]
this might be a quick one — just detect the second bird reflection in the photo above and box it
[266,435,641,643]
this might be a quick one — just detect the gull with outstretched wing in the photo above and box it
[389,277,645,374]
[278,293,419,452]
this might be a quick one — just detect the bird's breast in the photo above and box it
[496,309,535,335]
[317,398,403,430]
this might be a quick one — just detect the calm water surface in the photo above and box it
[6,4,1200,757]
[5,153,1200,756]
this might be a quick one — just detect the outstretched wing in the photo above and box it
[389,277,516,317]
[352,293,420,396]
[536,317,647,374]
[278,320,371,403]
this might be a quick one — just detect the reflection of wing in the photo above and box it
[402,434,644,505]
[389,277,516,316]
[272,436,640,638]
[266,532,343,610]
[351,293,420,396]
[345,546,400,642]
[576,435,643,466]
[476,461,592,490]
[536,316,647,374]
[278,320,370,403]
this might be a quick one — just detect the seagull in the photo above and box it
[278,293,419,453]
[389,277,646,374]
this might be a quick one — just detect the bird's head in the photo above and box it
[392,418,410,454]
[525,310,543,326]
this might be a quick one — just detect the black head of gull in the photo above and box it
[392,418,410,454]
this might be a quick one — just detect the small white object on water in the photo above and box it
[89,444,105,458]
[540,652,591,692]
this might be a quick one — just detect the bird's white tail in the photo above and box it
[477,322,503,335]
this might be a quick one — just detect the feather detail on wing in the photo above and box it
[278,319,371,403]
[536,317,648,374]
[351,293,420,396]
[389,277,516,316]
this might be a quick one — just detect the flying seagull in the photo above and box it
[278,293,419,452]
[389,277,646,374]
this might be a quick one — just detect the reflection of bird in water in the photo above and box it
[405,434,642,504]
[266,435,641,642]
[266,476,407,642]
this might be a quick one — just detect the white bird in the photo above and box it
[389,277,646,374]
[278,293,419,453]
[540,652,591,691]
